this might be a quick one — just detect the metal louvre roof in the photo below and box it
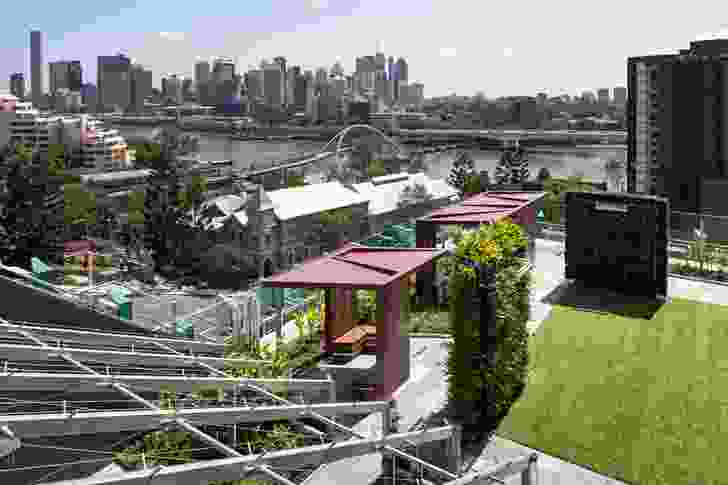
[266,181,369,221]
[261,245,445,289]
[352,172,458,216]
[422,191,545,225]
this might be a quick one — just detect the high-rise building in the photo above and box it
[330,61,345,78]
[194,60,211,104]
[581,90,596,103]
[263,63,283,108]
[245,70,265,102]
[597,88,610,105]
[613,86,627,106]
[387,56,395,81]
[315,67,328,87]
[9,73,25,99]
[627,37,728,213]
[273,57,287,106]
[162,74,184,105]
[130,65,152,113]
[396,57,408,82]
[30,31,43,108]
[49,61,83,99]
[211,57,236,105]
[97,54,132,112]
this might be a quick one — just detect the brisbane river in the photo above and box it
[115,126,626,185]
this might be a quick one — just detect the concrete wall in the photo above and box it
[0,273,154,334]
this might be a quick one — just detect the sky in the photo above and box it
[1,0,727,99]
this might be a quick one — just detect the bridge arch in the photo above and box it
[320,124,406,168]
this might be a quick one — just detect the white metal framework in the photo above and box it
[0,320,468,485]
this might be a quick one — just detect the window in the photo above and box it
[265,234,272,247]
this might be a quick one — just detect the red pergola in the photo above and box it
[416,191,546,305]
[262,244,446,401]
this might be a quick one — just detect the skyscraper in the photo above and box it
[130,64,152,113]
[596,88,610,105]
[627,37,728,213]
[387,56,395,81]
[212,57,236,105]
[273,56,287,106]
[9,73,25,99]
[396,57,408,82]
[49,61,83,96]
[30,30,43,107]
[97,54,132,112]
[613,86,627,106]
[194,60,210,104]
[263,63,283,108]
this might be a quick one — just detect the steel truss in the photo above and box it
[0,402,389,438]
[0,372,333,395]
[40,426,456,485]
[0,321,467,485]
[0,319,226,355]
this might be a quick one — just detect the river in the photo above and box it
[115,125,626,185]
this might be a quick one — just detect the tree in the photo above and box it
[536,167,551,183]
[141,130,188,270]
[367,159,387,179]
[286,174,306,188]
[317,207,353,250]
[463,174,482,196]
[63,183,98,240]
[0,143,64,267]
[494,145,530,185]
[447,151,476,195]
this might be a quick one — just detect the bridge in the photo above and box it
[395,128,626,146]
[240,124,407,188]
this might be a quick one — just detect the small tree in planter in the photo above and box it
[494,145,530,185]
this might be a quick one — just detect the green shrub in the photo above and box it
[444,220,531,436]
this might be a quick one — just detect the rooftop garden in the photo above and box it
[497,298,728,485]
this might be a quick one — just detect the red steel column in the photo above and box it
[415,219,437,307]
[371,280,402,401]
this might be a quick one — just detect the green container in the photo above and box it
[176,319,194,338]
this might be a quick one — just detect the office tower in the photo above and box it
[245,70,264,102]
[50,61,82,97]
[627,37,728,213]
[263,63,283,107]
[581,90,596,103]
[273,56,287,106]
[396,57,408,82]
[315,67,328,87]
[330,61,344,78]
[375,52,386,71]
[294,73,307,112]
[9,73,25,99]
[194,60,210,104]
[130,64,152,112]
[162,74,183,104]
[30,30,43,107]
[387,56,395,81]
[211,57,236,105]
[97,54,132,112]
[613,86,627,106]
[597,88,610,105]
[80,83,97,111]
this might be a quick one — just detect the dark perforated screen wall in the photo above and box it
[565,192,669,299]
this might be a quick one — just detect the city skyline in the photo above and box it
[1,0,726,98]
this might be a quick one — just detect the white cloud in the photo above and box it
[439,47,458,58]
[159,32,186,41]
[503,47,514,57]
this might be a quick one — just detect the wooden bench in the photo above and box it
[334,324,378,354]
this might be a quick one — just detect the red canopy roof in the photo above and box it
[261,246,446,289]
[423,191,545,225]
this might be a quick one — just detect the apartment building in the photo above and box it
[627,37,728,212]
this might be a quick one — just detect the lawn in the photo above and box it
[497,298,728,485]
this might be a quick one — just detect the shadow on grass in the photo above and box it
[542,279,665,320]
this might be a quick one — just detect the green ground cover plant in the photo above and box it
[497,298,728,485]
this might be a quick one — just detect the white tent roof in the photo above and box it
[266,181,369,221]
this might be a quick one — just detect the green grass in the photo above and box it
[497,298,728,485]
[405,308,451,334]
